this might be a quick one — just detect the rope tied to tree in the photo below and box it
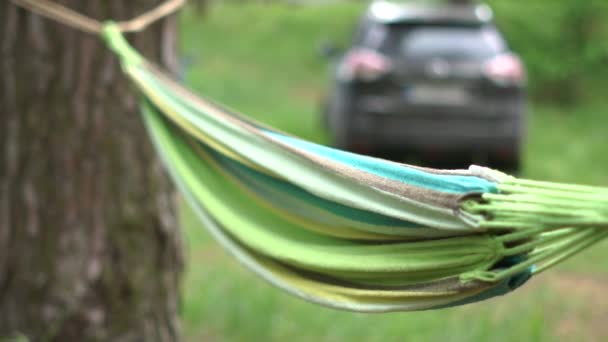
[9,0,186,34]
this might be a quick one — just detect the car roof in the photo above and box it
[366,1,494,25]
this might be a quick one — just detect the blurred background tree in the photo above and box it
[486,0,608,104]
[0,1,183,341]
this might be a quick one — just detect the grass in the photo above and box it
[178,3,608,341]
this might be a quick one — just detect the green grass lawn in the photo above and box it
[178,3,608,341]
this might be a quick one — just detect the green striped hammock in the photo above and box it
[103,23,608,312]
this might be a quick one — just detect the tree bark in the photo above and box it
[0,1,183,341]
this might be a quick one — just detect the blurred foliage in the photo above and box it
[479,0,608,104]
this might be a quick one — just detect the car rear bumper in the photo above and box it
[350,112,523,151]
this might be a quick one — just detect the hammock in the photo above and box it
[100,23,608,312]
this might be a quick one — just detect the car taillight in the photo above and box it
[483,53,526,86]
[340,48,392,82]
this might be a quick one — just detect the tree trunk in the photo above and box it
[0,1,183,341]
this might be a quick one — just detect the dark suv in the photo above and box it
[323,1,526,171]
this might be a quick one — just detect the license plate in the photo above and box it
[406,84,471,106]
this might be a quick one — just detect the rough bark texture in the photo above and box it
[0,1,183,341]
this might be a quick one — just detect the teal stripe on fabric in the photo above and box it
[264,131,498,194]
[208,145,423,228]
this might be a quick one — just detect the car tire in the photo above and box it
[488,147,521,174]
[319,99,331,129]
[487,101,525,173]
[327,89,356,151]
[490,156,520,174]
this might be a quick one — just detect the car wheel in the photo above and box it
[319,99,331,129]
[327,90,355,151]
[493,105,525,173]
[332,113,353,150]
[489,149,521,174]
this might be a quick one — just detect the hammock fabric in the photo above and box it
[102,23,608,312]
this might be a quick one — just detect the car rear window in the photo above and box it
[381,25,506,59]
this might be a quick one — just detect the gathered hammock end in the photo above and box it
[100,23,608,312]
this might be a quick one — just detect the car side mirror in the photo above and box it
[318,39,342,60]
